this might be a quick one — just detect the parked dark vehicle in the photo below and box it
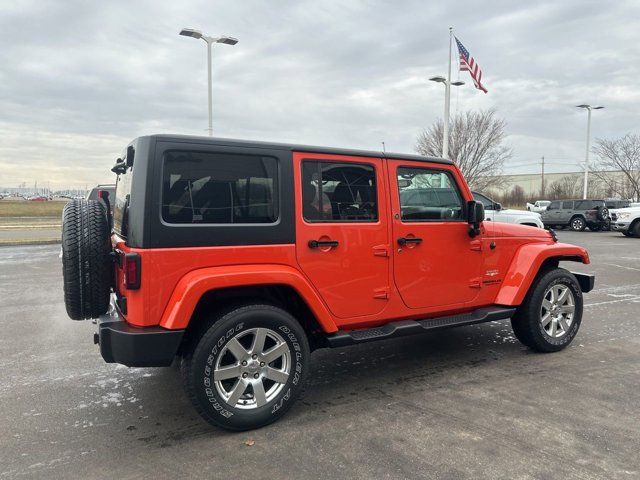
[541,199,624,231]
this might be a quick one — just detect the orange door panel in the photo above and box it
[293,152,390,319]
[388,160,482,309]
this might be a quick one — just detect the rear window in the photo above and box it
[301,161,378,222]
[113,174,131,237]
[162,151,278,224]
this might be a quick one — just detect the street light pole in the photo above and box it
[179,28,238,136]
[576,104,604,199]
[206,39,213,136]
[443,27,453,160]
[429,74,464,158]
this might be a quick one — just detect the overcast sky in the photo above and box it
[1,0,638,189]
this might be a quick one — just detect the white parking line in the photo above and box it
[585,296,640,307]
[603,263,640,272]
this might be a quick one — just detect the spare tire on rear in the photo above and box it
[597,206,609,222]
[61,199,112,320]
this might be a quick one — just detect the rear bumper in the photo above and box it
[97,309,184,367]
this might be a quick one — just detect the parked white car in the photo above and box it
[610,206,640,237]
[526,200,551,213]
[474,192,544,228]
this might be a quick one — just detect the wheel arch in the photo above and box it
[495,243,589,306]
[159,264,338,337]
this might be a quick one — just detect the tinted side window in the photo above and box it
[562,201,574,209]
[162,151,278,224]
[301,161,378,222]
[548,201,560,210]
[473,192,494,210]
[397,168,464,221]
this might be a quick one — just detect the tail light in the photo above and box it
[124,253,141,290]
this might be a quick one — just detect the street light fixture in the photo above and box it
[179,28,238,136]
[576,104,604,199]
[429,76,465,159]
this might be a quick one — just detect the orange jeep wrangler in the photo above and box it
[61,135,594,431]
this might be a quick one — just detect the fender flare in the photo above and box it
[495,242,590,306]
[158,264,338,333]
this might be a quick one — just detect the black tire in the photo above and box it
[569,216,586,231]
[61,199,112,320]
[588,224,601,232]
[632,220,640,238]
[511,268,583,353]
[597,206,609,222]
[622,231,635,237]
[181,304,310,431]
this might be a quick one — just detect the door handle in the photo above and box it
[308,239,339,249]
[397,237,423,246]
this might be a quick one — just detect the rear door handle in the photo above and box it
[397,237,423,246]
[308,240,339,249]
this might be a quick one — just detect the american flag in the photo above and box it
[455,37,487,93]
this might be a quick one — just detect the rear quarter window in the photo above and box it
[162,150,279,224]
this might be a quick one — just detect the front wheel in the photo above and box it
[511,268,583,352]
[181,304,310,431]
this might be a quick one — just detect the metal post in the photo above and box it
[206,39,213,137]
[443,27,453,159]
[583,108,592,199]
[541,156,545,197]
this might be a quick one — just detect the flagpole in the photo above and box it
[443,26,453,159]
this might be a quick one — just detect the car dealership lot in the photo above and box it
[1,231,639,479]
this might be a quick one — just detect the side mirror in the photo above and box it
[494,202,502,211]
[467,200,485,238]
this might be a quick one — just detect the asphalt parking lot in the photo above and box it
[1,231,639,479]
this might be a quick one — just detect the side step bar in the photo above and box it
[325,307,516,348]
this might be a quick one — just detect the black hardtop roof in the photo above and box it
[146,134,453,165]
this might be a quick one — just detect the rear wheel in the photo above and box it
[511,268,583,352]
[61,199,112,320]
[633,220,640,237]
[181,304,310,431]
[569,216,586,231]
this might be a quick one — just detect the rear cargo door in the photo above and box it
[294,152,390,319]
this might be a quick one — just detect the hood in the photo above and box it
[499,208,541,218]
[492,221,552,238]
[611,206,640,214]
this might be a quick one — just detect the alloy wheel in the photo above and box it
[213,327,291,409]
[540,284,575,338]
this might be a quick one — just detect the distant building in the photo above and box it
[486,170,637,200]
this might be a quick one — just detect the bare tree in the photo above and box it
[548,175,580,200]
[416,109,512,191]
[592,134,640,201]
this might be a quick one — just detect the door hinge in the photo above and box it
[373,288,390,299]
[372,245,389,257]
[470,240,482,251]
[468,278,482,289]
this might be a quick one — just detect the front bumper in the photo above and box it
[97,308,184,367]
[612,222,630,232]
[571,272,595,293]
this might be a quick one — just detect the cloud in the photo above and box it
[0,0,638,188]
